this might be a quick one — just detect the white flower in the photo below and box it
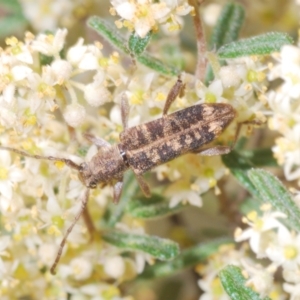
[235,209,286,257]
[241,258,275,298]
[219,64,246,88]
[169,189,202,208]
[67,38,88,67]
[266,226,300,270]
[282,267,300,284]
[110,0,192,37]
[0,151,25,199]
[84,71,112,107]
[0,107,16,127]
[203,3,222,26]
[19,0,76,31]
[70,257,93,280]
[196,79,225,103]
[51,59,72,85]
[27,66,57,111]
[269,45,300,87]
[38,243,57,267]
[0,236,11,279]
[11,65,33,81]
[31,28,67,58]
[63,103,86,127]
[103,256,125,279]
[283,282,300,300]
[112,1,136,20]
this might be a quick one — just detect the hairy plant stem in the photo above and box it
[189,0,207,81]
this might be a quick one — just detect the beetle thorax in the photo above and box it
[78,145,128,188]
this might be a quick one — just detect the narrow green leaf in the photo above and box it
[222,151,261,200]
[128,31,152,55]
[240,148,277,167]
[0,15,27,38]
[104,172,139,227]
[139,238,232,279]
[102,230,179,260]
[127,194,184,219]
[88,16,179,75]
[209,3,245,50]
[239,197,262,215]
[248,169,300,233]
[218,32,293,59]
[137,52,179,76]
[219,265,271,300]
[0,0,23,12]
[205,3,245,84]
[88,16,130,54]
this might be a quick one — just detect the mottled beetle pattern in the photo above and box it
[0,78,236,274]
[121,103,235,174]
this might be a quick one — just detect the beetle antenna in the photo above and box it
[50,188,90,275]
[0,145,81,171]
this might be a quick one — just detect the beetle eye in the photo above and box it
[79,162,86,172]
[89,182,97,189]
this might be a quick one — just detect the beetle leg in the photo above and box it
[121,92,130,130]
[113,180,123,204]
[192,145,231,156]
[134,172,151,197]
[163,76,186,115]
[83,133,111,148]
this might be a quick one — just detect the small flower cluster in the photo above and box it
[19,0,93,31]
[198,204,300,299]
[235,204,300,298]
[0,28,122,132]
[0,29,151,299]
[0,26,268,298]
[267,43,300,185]
[0,3,275,299]
[109,0,194,37]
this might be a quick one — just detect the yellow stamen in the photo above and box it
[0,168,8,180]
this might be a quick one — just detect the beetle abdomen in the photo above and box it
[120,103,235,174]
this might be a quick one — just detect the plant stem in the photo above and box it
[189,0,207,81]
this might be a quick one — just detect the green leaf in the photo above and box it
[39,53,54,66]
[139,238,232,279]
[248,169,300,233]
[88,16,179,76]
[205,3,245,84]
[0,15,28,38]
[240,148,277,167]
[128,31,152,55]
[104,172,139,227]
[209,3,245,50]
[222,150,261,200]
[222,147,277,200]
[127,194,184,219]
[88,16,130,55]
[102,230,179,260]
[239,197,262,215]
[0,0,23,13]
[137,52,179,76]
[218,32,293,59]
[1,0,25,40]
[219,265,271,300]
